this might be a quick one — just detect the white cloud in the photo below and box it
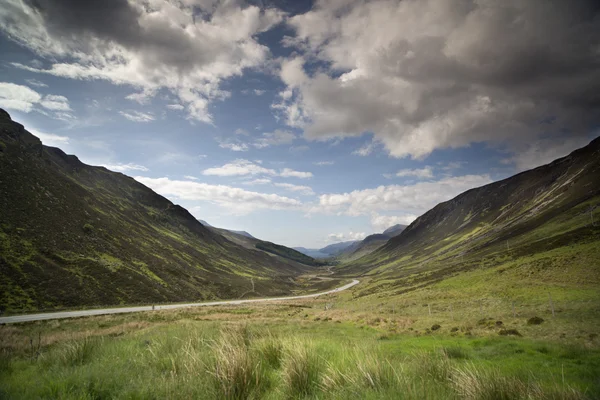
[0,82,41,112]
[203,159,276,177]
[235,128,249,136]
[119,110,155,122]
[312,174,492,217]
[2,0,285,123]
[134,176,302,215]
[184,175,198,180]
[277,0,600,160]
[39,94,71,111]
[395,166,434,179]
[254,129,296,148]
[253,89,266,96]
[166,104,184,110]
[243,178,272,185]
[441,161,467,171]
[274,182,315,196]
[218,140,249,152]
[352,141,376,156]
[280,168,313,179]
[370,213,417,232]
[102,163,149,172]
[203,160,313,179]
[29,129,69,146]
[25,78,47,88]
[327,231,366,242]
[314,161,334,166]
[0,82,74,119]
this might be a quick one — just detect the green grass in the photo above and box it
[1,312,598,399]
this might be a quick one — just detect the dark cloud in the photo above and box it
[25,0,142,46]
[278,0,600,159]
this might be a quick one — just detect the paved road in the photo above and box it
[0,279,360,324]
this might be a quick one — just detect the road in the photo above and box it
[0,279,360,324]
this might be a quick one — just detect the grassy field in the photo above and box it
[1,284,598,399]
[1,217,599,398]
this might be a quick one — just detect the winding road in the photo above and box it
[0,279,360,324]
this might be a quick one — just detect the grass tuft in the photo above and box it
[282,341,322,398]
[211,326,266,400]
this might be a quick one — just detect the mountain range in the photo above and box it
[2,107,599,313]
[294,224,406,260]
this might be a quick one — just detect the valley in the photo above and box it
[1,110,599,399]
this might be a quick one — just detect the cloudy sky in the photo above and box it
[1,0,599,248]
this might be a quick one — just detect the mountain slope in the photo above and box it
[320,241,360,256]
[343,137,600,291]
[336,225,406,261]
[201,224,324,266]
[0,110,312,312]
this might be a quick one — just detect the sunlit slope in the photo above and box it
[0,110,312,312]
[343,136,600,286]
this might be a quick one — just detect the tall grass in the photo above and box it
[282,341,323,398]
[0,320,595,399]
[211,325,268,400]
[451,364,585,400]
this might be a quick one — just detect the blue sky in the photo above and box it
[0,0,598,248]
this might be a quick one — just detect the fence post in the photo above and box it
[548,292,555,317]
[428,304,432,316]
[450,304,454,320]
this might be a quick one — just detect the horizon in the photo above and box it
[1,0,599,248]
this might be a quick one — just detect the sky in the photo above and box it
[0,0,599,248]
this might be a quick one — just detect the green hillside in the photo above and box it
[0,110,314,313]
[340,136,600,298]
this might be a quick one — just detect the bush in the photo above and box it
[527,316,544,325]
[83,223,94,234]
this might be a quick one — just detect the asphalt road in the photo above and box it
[0,279,360,324]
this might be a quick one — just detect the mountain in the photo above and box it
[335,225,407,261]
[382,224,406,236]
[202,220,255,239]
[200,223,323,267]
[0,110,313,313]
[319,241,360,256]
[292,247,331,259]
[293,240,359,259]
[344,137,600,291]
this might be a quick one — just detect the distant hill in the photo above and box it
[293,240,359,259]
[344,136,600,290]
[320,241,360,256]
[292,247,331,259]
[335,225,407,261]
[0,109,313,313]
[200,222,323,267]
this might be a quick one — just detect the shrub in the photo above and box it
[499,329,521,336]
[527,316,544,325]
[83,223,94,234]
